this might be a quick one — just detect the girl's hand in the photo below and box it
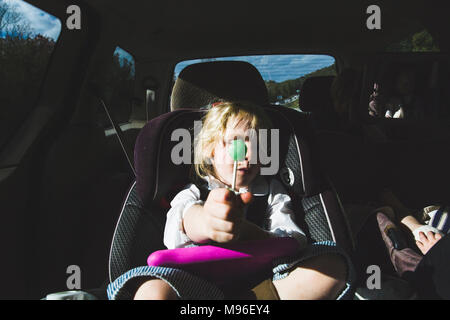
[202,188,253,243]
[416,231,443,255]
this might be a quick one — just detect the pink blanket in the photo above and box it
[147,237,300,286]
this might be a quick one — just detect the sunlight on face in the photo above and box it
[212,119,260,190]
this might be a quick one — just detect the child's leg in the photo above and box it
[272,253,347,300]
[134,278,178,300]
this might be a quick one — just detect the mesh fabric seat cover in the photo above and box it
[109,110,201,281]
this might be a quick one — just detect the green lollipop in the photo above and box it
[228,139,247,191]
[229,139,247,161]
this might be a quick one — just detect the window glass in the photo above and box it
[386,29,439,52]
[99,47,139,133]
[174,55,336,110]
[0,0,61,148]
[368,59,450,121]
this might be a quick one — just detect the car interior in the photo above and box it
[1,0,450,300]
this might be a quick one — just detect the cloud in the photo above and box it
[3,0,61,39]
[174,55,335,83]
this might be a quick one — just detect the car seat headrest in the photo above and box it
[298,76,335,114]
[134,109,204,207]
[171,61,269,110]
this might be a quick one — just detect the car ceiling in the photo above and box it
[30,0,445,62]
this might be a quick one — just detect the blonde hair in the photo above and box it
[194,101,272,180]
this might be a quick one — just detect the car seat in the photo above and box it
[107,105,355,297]
[107,61,355,300]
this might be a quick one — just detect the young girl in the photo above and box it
[108,101,354,300]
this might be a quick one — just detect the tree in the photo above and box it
[386,29,439,52]
[0,1,32,38]
[412,29,439,52]
[265,64,336,105]
[0,2,53,148]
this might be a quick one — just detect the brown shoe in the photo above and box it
[376,212,423,277]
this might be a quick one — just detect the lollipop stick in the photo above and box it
[232,160,238,191]
[229,139,246,192]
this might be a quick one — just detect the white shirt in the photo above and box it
[163,175,307,249]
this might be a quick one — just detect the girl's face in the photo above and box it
[212,119,260,190]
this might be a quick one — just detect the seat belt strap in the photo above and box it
[91,86,137,177]
[99,97,136,177]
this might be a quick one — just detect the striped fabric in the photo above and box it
[107,241,355,300]
[272,241,356,300]
[429,206,450,234]
[107,265,224,300]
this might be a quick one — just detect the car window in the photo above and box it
[0,0,61,149]
[98,47,144,136]
[386,29,439,52]
[367,58,450,121]
[173,55,336,111]
[367,29,445,121]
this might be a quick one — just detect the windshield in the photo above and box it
[174,54,336,109]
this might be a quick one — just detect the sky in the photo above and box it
[3,0,335,83]
[1,0,61,39]
[174,55,335,83]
